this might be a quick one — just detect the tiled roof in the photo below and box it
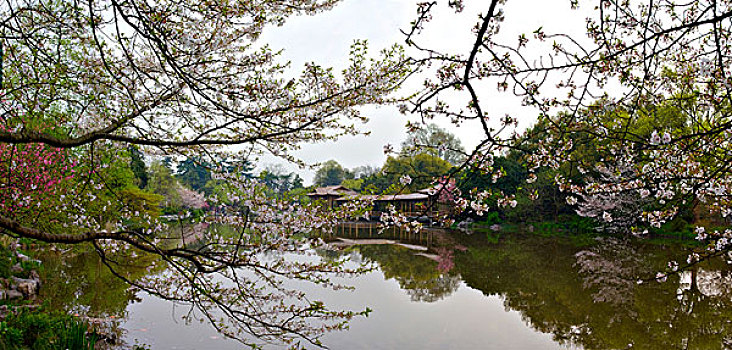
[307,185,358,196]
[417,184,446,195]
[335,193,429,201]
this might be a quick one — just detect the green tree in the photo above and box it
[458,156,526,196]
[258,167,304,195]
[128,146,149,189]
[313,160,352,187]
[175,157,212,194]
[340,178,364,191]
[400,123,466,165]
[382,153,452,191]
[147,161,181,208]
[360,171,392,194]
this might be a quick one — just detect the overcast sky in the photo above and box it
[257,0,587,185]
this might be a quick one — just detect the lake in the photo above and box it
[39,226,732,349]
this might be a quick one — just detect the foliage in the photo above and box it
[176,185,208,210]
[0,308,97,350]
[340,178,363,191]
[0,143,76,223]
[459,156,526,195]
[147,161,181,208]
[313,160,352,187]
[472,211,501,227]
[286,187,311,204]
[381,153,452,192]
[175,157,212,194]
[257,165,304,195]
[400,123,466,165]
[128,146,148,189]
[0,245,13,280]
[360,173,392,194]
[0,245,40,281]
[85,145,164,230]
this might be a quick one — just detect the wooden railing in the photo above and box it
[320,222,435,246]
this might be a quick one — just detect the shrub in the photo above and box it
[0,309,96,350]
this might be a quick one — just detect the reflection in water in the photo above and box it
[453,233,732,349]
[683,268,732,297]
[38,229,732,349]
[342,244,461,303]
[574,237,646,306]
[38,247,166,346]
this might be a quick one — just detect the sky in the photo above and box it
[256,0,589,185]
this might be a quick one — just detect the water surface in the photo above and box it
[39,229,732,349]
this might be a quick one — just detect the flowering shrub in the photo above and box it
[0,143,76,215]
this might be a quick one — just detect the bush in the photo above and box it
[473,212,502,226]
[652,217,695,239]
[0,246,13,279]
[0,309,96,350]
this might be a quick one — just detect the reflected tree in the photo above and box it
[452,233,732,349]
[574,238,647,307]
[347,245,460,303]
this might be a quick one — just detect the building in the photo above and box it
[306,185,358,207]
[335,193,433,220]
[307,185,453,221]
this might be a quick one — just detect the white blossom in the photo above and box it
[662,132,671,144]
[399,175,412,185]
[650,131,661,145]
[602,211,613,222]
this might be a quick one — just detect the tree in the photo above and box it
[340,178,364,191]
[147,161,181,208]
[176,185,208,210]
[357,154,452,195]
[360,171,393,194]
[258,164,304,195]
[0,0,409,347]
[175,157,212,194]
[313,160,352,187]
[400,123,466,165]
[405,0,732,263]
[128,146,148,189]
[382,153,452,192]
[0,143,76,222]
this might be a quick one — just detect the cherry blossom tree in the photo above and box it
[0,0,410,347]
[405,0,732,266]
[176,185,207,210]
[0,143,76,218]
